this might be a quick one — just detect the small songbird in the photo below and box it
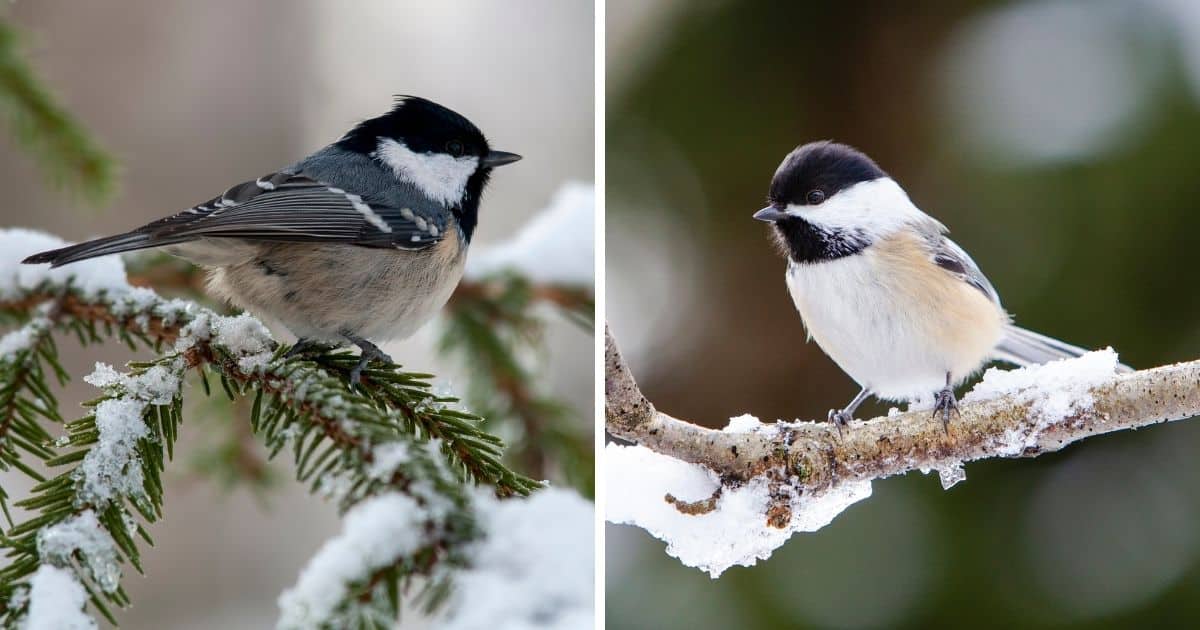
[23,96,521,383]
[753,141,1128,429]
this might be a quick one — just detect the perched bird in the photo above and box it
[23,96,521,383]
[753,141,1128,429]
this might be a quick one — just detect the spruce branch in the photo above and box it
[0,21,116,203]
[446,182,596,493]
[443,272,594,493]
[0,246,539,627]
[0,309,63,527]
[0,290,537,498]
[124,248,599,494]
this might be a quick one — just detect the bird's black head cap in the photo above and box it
[759,141,887,263]
[336,95,491,159]
[767,141,887,208]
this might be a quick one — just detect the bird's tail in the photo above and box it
[21,232,168,268]
[992,324,1133,372]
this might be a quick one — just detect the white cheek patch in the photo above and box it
[375,138,479,206]
[786,178,936,239]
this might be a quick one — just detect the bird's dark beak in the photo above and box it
[753,206,788,222]
[481,150,522,168]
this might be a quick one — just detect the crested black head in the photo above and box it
[337,96,521,244]
[767,141,886,208]
[756,141,888,264]
[337,96,490,159]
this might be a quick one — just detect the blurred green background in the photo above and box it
[606,0,1200,628]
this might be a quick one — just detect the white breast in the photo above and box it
[784,236,1005,401]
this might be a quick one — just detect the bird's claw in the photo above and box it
[932,386,960,432]
[828,408,853,436]
[347,340,394,389]
[349,361,367,388]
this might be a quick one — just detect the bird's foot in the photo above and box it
[828,408,854,436]
[932,386,960,432]
[345,335,394,388]
[283,338,335,360]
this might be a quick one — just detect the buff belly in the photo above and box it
[784,233,1006,401]
[169,233,465,343]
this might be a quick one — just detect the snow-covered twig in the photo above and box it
[605,324,1200,576]
[0,229,546,627]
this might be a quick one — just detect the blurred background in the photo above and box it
[0,1,592,628]
[607,0,1200,628]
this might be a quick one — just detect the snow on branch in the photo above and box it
[604,323,1200,577]
[0,228,585,628]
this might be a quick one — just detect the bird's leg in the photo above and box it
[343,334,395,387]
[284,337,335,359]
[931,372,960,431]
[828,386,871,434]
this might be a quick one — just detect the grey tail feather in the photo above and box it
[21,232,165,268]
[993,325,1133,373]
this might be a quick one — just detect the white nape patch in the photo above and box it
[784,178,941,240]
[375,137,478,206]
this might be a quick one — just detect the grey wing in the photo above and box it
[929,236,1002,306]
[924,234,1130,370]
[147,171,446,250]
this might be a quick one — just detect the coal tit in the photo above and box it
[24,96,521,383]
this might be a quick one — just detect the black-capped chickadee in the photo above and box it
[23,96,521,383]
[753,141,1129,429]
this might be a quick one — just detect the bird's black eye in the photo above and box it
[806,190,826,205]
[446,140,465,157]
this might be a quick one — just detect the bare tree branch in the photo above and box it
[605,323,1200,493]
